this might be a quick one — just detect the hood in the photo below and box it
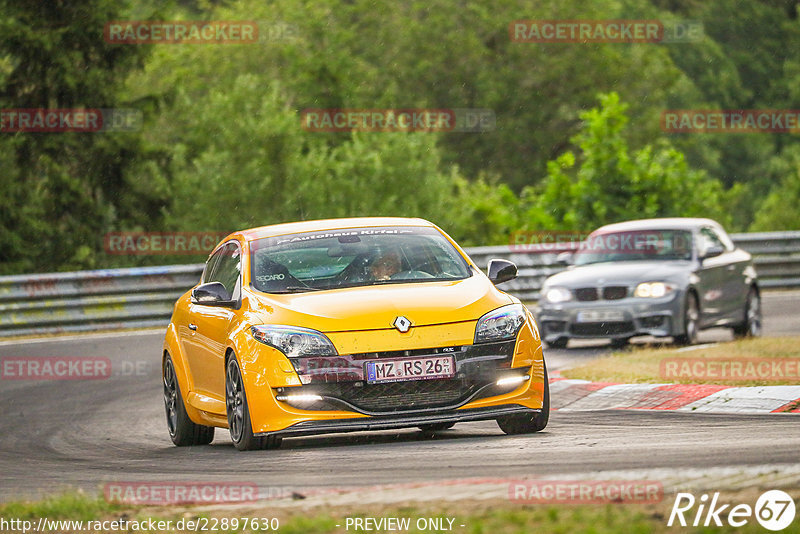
[545,261,691,288]
[246,274,512,333]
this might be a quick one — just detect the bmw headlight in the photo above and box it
[251,325,337,357]
[474,304,527,344]
[543,286,572,303]
[634,282,676,298]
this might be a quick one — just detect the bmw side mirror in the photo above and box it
[191,282,235,306]
[487,259,517,285]
[702,245,724,260]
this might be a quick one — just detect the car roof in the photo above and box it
[227,217,436,242]
[592,217,723,233]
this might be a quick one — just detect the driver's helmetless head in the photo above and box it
[370,249,403,280]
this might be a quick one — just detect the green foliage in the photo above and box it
[521,93,727,231]
[750,146,800,231]
[0,0,164,274]
[2,0,800,275]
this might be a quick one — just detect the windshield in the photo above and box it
[250,226,472,293]
[573,229,693,266]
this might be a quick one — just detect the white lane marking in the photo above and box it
[679,385,800,413]
[675,343,719,353]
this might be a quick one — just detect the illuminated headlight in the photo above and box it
[634,282,676,298]
[475,304,527,344]
[251,325,337,357]
[543,286,572,303]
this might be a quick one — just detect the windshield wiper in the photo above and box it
[270,286,324,293]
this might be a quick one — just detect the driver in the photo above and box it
[369,248,403,280]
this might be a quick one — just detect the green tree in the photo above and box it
[750,146,800,231]
[521,92,728,231]
[0,0,161,274]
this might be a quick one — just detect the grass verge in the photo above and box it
[561,336,800,386]
[2,489,798,533]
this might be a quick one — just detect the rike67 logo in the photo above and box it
[669,490,796,531]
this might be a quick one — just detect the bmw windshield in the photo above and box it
[573,229,693,266]
[250,226,472,293]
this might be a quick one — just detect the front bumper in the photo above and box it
[535,290,683,341]
[241,318,546,435]
[255,404,538,438]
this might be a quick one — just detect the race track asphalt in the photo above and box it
[0,291,797,502]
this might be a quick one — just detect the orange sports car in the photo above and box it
[162,217,548,450]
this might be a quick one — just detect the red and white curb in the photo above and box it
[549,376,800,414]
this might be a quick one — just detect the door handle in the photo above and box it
[188,323,198,331]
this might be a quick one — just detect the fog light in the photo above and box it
[276,394,323,402]
[496,375,530,387]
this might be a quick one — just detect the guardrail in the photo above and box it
[0,231,798,337]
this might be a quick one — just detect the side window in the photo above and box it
[712,227,735,251]
[699,227,724,255]
[201,252,221,284]
[206,242,241,297]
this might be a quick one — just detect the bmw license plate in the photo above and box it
[576,310,626,322]
[365,356,455,384]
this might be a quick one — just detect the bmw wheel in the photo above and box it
[163,354,214,446]
[226,353,281,451]
[546,337,568,349]
[674,292,699,346]
[733,287,761,338]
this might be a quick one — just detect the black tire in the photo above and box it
[226,353,282,451]
[674,291,699,346]
[733,287,761,338]
[163,354,215,446]
[496,364,550,435]
[418,422,456,432]
[547,337,569,349]
[609,337,630,349]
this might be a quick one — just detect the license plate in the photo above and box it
[576,310,625,322]
[365,355,455,384]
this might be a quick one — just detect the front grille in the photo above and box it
[279,340,518,414]
[575,288,599,301]
[570,321,635,336]
[541,320,567,333]
[325,379,475,412]
[602,286,628,300]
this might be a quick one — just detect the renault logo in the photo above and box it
[393,316,412,333]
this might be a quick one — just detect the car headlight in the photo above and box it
[543,286,572,303]
[251,325,337,357]
[634,282,676,298]
[474,304,527,344]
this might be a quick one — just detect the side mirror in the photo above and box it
[487,259,518,285]
[702,245,724,260]
[555,251,573,265]
[191,281,235,306]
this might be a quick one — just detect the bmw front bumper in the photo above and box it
[535,290,684,342]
